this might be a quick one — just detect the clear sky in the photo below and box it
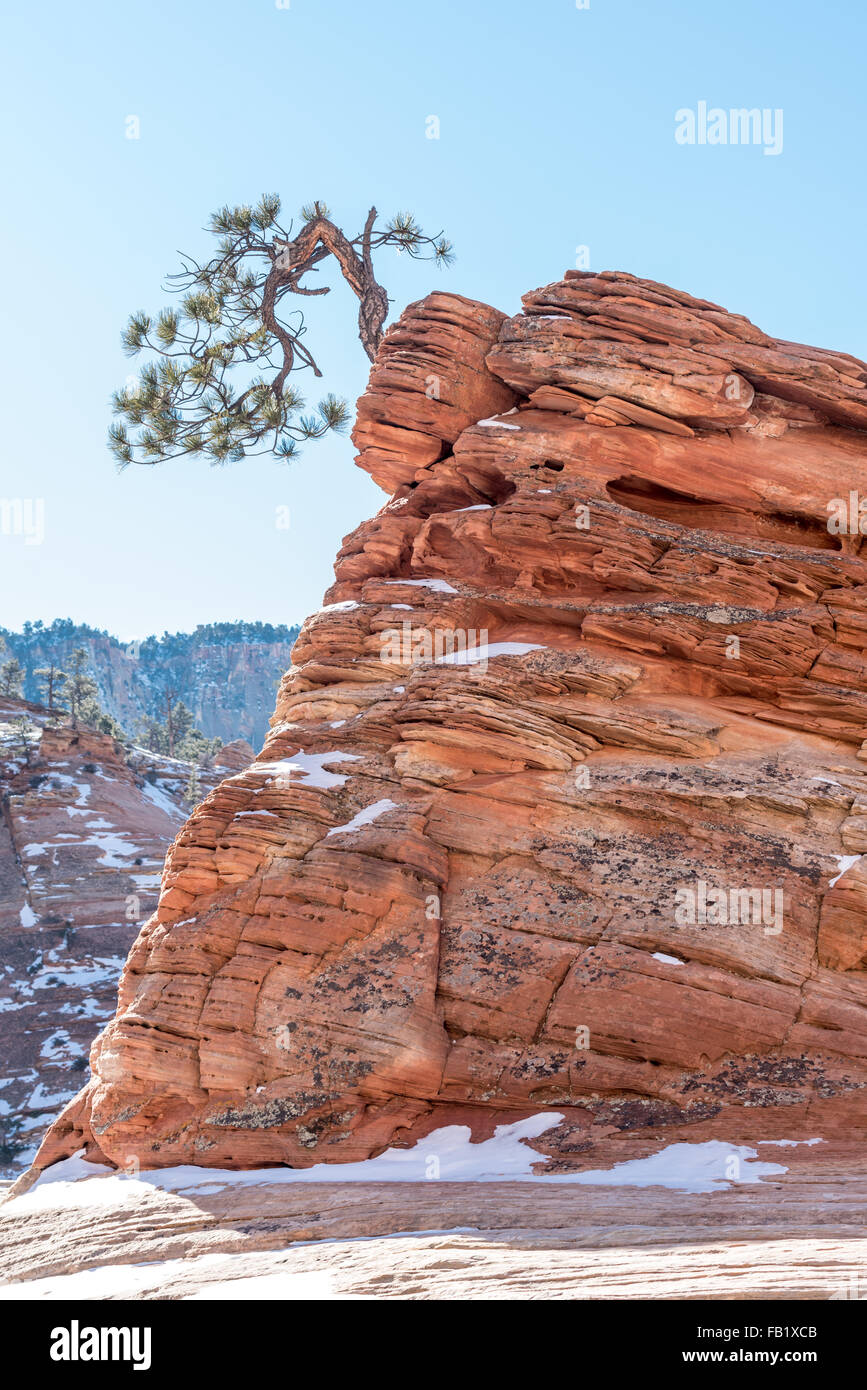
[1,0,865,641]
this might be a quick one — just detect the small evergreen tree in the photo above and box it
[183,769,202,806]
[135,701,219,765]
[0,1118,24,1167]
[136,714,167,754]
[109,197,453,469]
[65,649,98,729]
[163,689,178,757]
[0,657,24,698]
[79,701,128,744]
[9,716,35,766]
[177,726,222,767]
[34,663,67,712]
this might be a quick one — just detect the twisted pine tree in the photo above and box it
[109,198,453,467]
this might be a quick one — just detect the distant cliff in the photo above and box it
[0,621,300,747]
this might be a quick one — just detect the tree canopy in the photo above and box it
[137,699,222,766]
[109,197,453,469]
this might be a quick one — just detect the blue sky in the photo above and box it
[1,0,865,640]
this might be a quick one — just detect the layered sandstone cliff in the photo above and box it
[36,272,867,1175]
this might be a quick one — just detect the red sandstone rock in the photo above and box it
[352,291,517,492]
[35,272,867,1175]
[213,739,255,773]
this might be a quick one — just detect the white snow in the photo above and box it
[829,854,862,888]
[549,1142,790,1192]
[652,952,684,965]
[383,578,458,595]
[477,417,520,430]
[29,955,125,993]
[140,779,186,821]
[0,1259,220,1302]
[56,998,111,1021]
[128,745,190,769]
[8,1119,803,1212]
[436,642,544,666]
[130,872,160,889]
[27,1081,77,1113]
[256,751,362,791]
[392,686,406,694]
[326,799,397,838]
[83,831,140,868]
[317,600,361,615]
[0,1255,335,1303]
[758,1137,824,1148]
[451,505,492,513]
[47,775,91,805]
[19,904,37,928]
[39,1030,83,1063]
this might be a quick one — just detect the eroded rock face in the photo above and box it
[212,740,255,774]
[38,273,867,1173]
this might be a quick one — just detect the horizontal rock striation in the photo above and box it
[37,272,867,1174]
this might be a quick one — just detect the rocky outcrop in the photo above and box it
[213,740,256,774]
[36,272,867,1175]
[352,292,517,493]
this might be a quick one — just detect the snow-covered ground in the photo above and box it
[0,1117,835,1302]
[436,642,545,666]
[5,1114,820,1218]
